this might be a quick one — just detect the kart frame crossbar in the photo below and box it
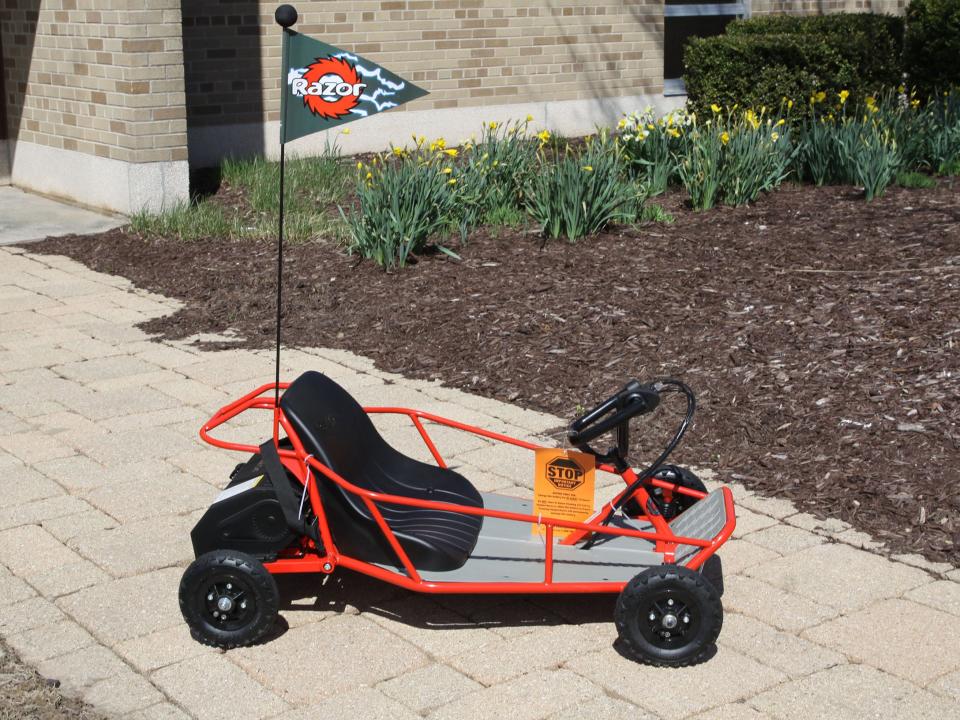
[200,383,735,594]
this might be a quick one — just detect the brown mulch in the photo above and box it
[0,639,105,720]
[31,180,960,565]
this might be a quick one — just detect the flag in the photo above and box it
[280,30,429,144]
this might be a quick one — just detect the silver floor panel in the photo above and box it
[375,490,729,584]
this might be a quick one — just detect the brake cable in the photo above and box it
[581,379,696,549]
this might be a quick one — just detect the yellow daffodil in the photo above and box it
[720,131,730,145]
[444,148,458,157]
[488,121,499,130]
[441,167,452,174]
[667,127,680,138]
[537,129,551,144]
[356,161,363,170]
[839,89,849,105]
[745,109,760,130]
[340,127,350,135]
[647,123,656,131]
[618,118,627,129]
[911,98,921,109]
[776,118,786,126]
[711,103,722,114]
[365,171,372,180]
[771,131,780,142]
[526,114,534,122]
[447,178,457,185]
[392,147,404,156]
[898,84,906,94]
[582,165,593,172]
[787,99,794,110]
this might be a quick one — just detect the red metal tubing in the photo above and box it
[297,453,713,548]
[201,383,737,590]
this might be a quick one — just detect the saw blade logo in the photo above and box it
[288,53,410,120]
[289,57,365,119]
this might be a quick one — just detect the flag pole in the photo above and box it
[273,4,297,443]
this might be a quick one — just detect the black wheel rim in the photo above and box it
[638,585,701,650]
[198,572,257,632]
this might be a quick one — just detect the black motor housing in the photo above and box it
[190,450,296,560]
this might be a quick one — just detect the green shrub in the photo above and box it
[526,137,640,242]
[685,13,904,120]
[343,151,458,269]
[727,13,903,91]
[905,0,960,100]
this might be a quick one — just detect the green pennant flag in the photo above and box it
[280,30,428,144]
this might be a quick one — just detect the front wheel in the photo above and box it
[615,565,722,667]
[179,551,279,649]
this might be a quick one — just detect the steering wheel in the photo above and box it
[567,380,661,467]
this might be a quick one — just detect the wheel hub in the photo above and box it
[641,592,696,647]
[202,577,253,628]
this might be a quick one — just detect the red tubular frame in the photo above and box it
[200,383,736,594]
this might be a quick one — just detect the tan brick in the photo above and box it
[152,655,289,720]
[231,616,429,705]
[802,598,960,685]
[428,668,599,720]
[745,543,930,613]
[749,664,958,720]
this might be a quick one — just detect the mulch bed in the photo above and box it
[31,179,960,565]
[0,639,104,720]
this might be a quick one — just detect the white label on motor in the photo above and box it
[214,476,262,504]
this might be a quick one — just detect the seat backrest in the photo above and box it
[279,370,387,487]
[278,371,484,571]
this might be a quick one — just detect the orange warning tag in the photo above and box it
[532,448,596,539]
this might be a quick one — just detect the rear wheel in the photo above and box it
[615,565,722,667]
[179,551,279,649]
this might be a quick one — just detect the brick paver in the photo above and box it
[0,245,957,719]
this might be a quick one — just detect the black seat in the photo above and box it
[280,371,483,572]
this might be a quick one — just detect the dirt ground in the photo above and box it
[0,639,104,720]
[32,178,960,565]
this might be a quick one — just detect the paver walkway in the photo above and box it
[1,245,959,720]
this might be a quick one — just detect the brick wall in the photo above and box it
[751,0,907,14]
[184,1,667,129]
[0,0,188,164]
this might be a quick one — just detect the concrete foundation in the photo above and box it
[9,141,189,215]
[0,140,10,185]
[187,93,685,166]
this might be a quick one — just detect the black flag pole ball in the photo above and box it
[275,4,298,27]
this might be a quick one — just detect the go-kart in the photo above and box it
[180,371,736,666]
